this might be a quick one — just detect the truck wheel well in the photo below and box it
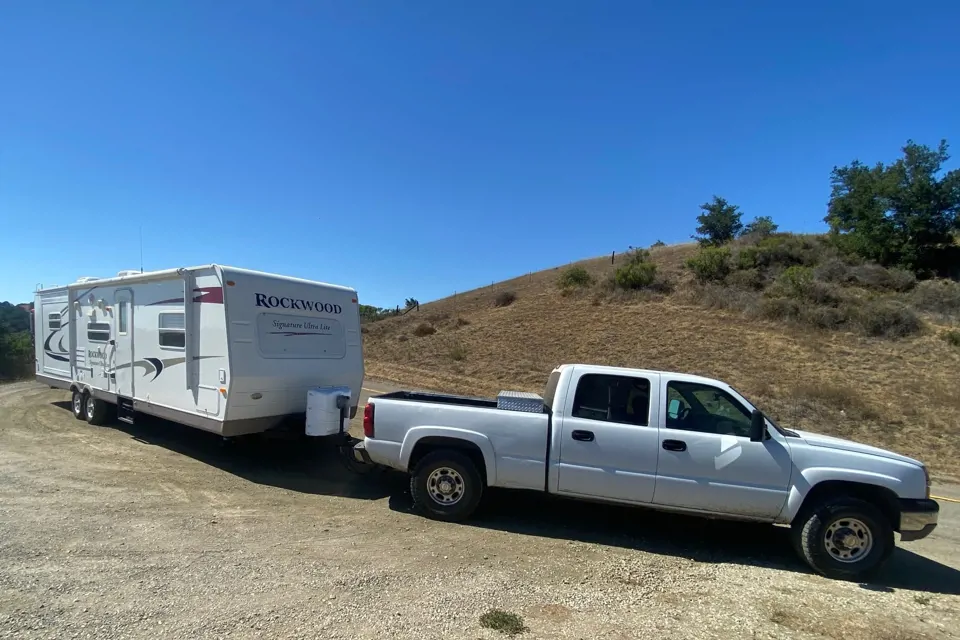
[799,480,901,530]
[408,437,488,486]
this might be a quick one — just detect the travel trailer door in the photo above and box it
[114,289,134,402]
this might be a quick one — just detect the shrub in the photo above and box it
[412,323,436,337]
[944,330,960,347]
[558,266,593,289]
[449,344,467,361]
[727,268,764,290]
[852,299,922,338]
[814,257,855,284]
[686,247,732,283]
[454,317,471,328]
[614,261,657,289]
[798,304,848,330]
[734,246,760,270]
[651,239,666,248]
[772,266,814,297]
[758,297,802,322]
[910,279,960,317]
[494,291,517,307]
[850,263,916,291]
[754,234,829,268]
[479,609,526,636]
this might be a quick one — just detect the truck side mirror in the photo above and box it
[750,409,766,442]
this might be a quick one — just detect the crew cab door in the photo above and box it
[555,370,661,504]
[652,378,791,519]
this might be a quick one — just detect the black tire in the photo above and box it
[793,497,894,580]
[72,390,87,420]
[410,450,483,522]
[85,395,109,426]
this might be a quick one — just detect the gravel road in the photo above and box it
[1,381,959,639]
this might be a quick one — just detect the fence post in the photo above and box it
[611,251,615,264]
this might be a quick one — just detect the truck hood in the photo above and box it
[793,429,921,466]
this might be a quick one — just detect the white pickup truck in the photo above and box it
[357,364,939,580]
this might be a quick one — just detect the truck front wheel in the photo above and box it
[410,450,483,522]
[793,497,894,580]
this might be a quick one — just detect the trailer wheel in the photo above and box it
[793,497,893,580]
[411,450,483,522]
[85,395,109,426]
[72,390,87,420]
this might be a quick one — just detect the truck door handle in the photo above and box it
[662,439,687,452]
[571,430,595,442]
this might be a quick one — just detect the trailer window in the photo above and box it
[118,302,128,334]
[48,313,61,330]
[87,322,111,343]
[158,312,185,349]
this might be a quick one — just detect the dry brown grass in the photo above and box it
[363,244,960,478]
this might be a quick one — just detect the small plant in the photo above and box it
[614,261,657,290]
[479,609,526,636]
[454,317,471,328]
[686,247,731,283]
[944,330,960,347]
[494,291,517,307]
[558,266,593,289]
[915,595,932,606]
[449,344,467,361]
[412,323,436,337]
[651,239,666,248]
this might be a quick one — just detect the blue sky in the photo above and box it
[1,1,957,307]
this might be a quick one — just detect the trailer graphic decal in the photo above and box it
[111,355,219,381]
[149,287,224,306]
[43,309,70,362]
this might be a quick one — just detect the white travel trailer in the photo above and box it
[34,265,364,436]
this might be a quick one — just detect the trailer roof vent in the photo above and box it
[74,276,101,283]
[116,270,141,277]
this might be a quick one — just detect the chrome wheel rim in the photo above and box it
[426,467,465,506]
[824,517,873,563]
[73,394,83,416]
[86,396,96,418]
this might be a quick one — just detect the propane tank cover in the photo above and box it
[306,386,352,436]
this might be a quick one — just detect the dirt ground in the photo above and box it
[2,381,960,640]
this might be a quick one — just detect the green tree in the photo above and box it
[693,196,743,246]
[825,140,960,276]
[404,298,420,310]
[742,216,778,238]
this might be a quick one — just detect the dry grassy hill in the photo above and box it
[362,243,960,479]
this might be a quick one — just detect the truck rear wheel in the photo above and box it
[793,497,894,580]
[410,450,483,522]
[72,390,87,420]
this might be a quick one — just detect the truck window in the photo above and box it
[87,322,111,343]
[158,312,186,349]
[572,374,650,426]
[118,302,128,334]
[665,381,752,437]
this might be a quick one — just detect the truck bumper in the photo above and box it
[899,498,939,542]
